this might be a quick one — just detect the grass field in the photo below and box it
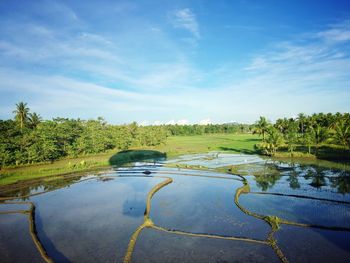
[0,152,112,185]
[150,134,260,156]
[0,134,260,185]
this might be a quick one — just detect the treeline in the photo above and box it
[254,113,350,157]
[0,103,167,167]
[164,123,251,136]
[2,102,349,167]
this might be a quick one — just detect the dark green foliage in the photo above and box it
[253,116,270,141]
[284,120,299,155]
[28,112,42,129]
[0,120,21,166]
[164,123,251,136]
[138,126,167,146]
[255,126,283,156]
[0,103,167,168]
[333,119,350,150]
[257,112,350,159]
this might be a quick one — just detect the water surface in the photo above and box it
[1,153,350,262]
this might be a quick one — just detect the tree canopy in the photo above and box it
[255,112,350,157]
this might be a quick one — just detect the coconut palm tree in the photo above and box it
[285,120,298,156]
[310,123,329,154]
[297,113,307,135]
[303,130,314,154]
[28,112,42,129]
[13,102,29,131]
[274,118,283,134]
[253,116,270,142]
[265,127,284,156]
[333,119,350,150]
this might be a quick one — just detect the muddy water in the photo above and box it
[0,154,350,262]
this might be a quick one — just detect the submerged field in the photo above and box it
[0,153,350,262]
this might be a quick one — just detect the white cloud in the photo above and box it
[177,119,189,125]
[316,21,350,43]
[318,29,350,42]
[171,8,200,39]
[199,119,212,125]
[78,32,113,46]
[0,69,202,122]
[155,119,190,125]
[153,121,162,125]
[0,18,199,92]
[139,121,149,126]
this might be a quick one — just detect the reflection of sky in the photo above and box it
[0,203,30,212]
[29,176,164,262]
[135,228,280,263]
[122,199,145,217]
[0,214,45,262]
[276,225,350,263]
[150,174,270,240]
[240,194,350,228]
[165,153,264,168]
[2,160,349,262]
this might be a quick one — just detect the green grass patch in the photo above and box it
[0,152,111,185]
[265,215,281,230]
[273,144,350,161]
[146,134,260,157]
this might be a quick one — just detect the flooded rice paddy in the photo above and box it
[1,153,350,262]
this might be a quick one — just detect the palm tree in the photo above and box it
[297,113,307,135]
[253,116,270,142]
[285,121,298,156]
[28,112,42,129]
[13,102,29,131]
[265,127,284,156]
[274,117,289,135]
[333,119,350,150]
[310,123,329,154]
[303,131,314,154]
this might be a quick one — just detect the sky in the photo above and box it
[0,0,350,124]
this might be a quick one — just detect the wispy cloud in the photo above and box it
[318,29,350,42]
[0,17,197,92]
[244,22,350,86]
[0,2,349,124]
[0,68,202,122]
[316,20,350,43]
[170,8,200,39]
[218,21,350,119]
[27,0,80,25]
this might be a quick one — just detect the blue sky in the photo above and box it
[0,0,350,124]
